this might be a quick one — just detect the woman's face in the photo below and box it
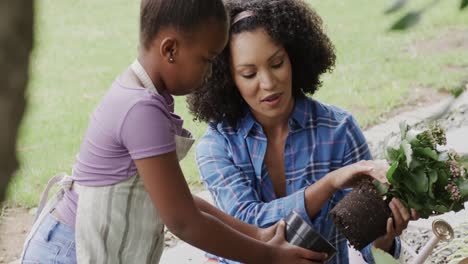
[229,28,293,121]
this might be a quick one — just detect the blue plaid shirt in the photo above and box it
[196,97,400,264]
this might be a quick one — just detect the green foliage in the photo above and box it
[387,0,467,30]
[390,11,421,30]
[451,84,467,98]
[461,0,468,9]
[458,179,468,200]
[381,122,468,218]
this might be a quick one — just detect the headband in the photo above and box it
[232,10,255,25]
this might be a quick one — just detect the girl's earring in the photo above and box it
[169,56,175,63]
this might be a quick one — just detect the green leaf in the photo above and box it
[451,83,466,97]
[399,121,408,140]
[428,170,438,183]
[456,179,468,201]
[428,171,438,199]
[390,11,421,31]
[371,247,399,264]
[406,129,420,143]
[389,188,405,198]
[386,147,401,163]
[404,167,428,193]
[401,140,413,167]
[374,180,390,195]
[387,161,399,185]
[450,202,464,212]
[407,197,424,211]
[409,159,422,170]
[461,0,468,10]
[433,205,450,214]
[437,169,449,186]
[414,147,438,160]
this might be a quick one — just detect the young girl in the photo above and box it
[188,0,418,263]
[20,0,328,263]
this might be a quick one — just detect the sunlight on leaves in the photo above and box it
[390,11,421,30]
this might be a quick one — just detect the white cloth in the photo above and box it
[75,129,194,263]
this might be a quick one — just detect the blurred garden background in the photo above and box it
[4,0,468,208]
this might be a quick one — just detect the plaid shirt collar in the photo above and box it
[237,97,308,139]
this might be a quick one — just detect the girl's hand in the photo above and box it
[257,222,278,242]
[328,160,390,190]
[373,198,419,252]
[268,220,328,264]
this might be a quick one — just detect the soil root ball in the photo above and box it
[330,179,391,250]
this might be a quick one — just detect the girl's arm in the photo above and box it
[193,195,276,242]
[135,151,326,264]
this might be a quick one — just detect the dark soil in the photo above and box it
[330,179,391,250]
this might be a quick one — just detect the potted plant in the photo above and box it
[330,122,468,250]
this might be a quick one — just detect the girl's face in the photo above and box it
[165,21,228,96]
[229,28,294,122]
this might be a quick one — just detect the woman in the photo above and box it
[188,0,417,263]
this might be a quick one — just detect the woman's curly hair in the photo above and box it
[187,0,336,126]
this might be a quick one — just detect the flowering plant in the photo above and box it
[331,122,468,250]
[376,122,468,218]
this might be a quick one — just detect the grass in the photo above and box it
[6,0,468,207]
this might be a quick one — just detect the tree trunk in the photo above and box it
[0,0,34,202]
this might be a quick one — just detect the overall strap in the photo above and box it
[34,172,72,222]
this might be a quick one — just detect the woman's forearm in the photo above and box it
[192,195,261,240]
[304,174,337,219]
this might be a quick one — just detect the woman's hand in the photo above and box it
[268,220,329,264]
[328,160,390,190]
[373,198,419,253]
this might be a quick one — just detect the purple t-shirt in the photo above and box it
[55,75,183,227]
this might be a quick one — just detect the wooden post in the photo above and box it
[0,0,34,202]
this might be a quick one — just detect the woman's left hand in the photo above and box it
[373,198,419,252]
[328,159,390,190]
